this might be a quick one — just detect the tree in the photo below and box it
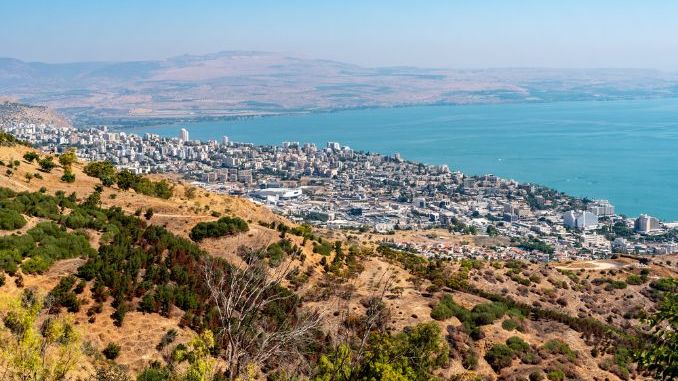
[0,208,27,230]
[60,170,76,183]
[58,149,77,170]
[487,225,499,237]
[38,156,56,173]
[0,290,81,380]
[185,186,197,199]
[203,255,321,380]
[315,322,449,381]
[144,208,154,220]
[103,342,121,360]
[172,330,218,381]
[115,169,138,190]
[637,280,677,380]
[84,161,117,186]
[23,151,39,163]
[190,217,249,242]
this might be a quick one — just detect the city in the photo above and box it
[3,120,677,261]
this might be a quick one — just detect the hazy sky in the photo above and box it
[2,0,678,69]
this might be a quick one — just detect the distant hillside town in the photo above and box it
[3,120,677,260]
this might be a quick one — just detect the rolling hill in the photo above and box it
[2,51,678,125]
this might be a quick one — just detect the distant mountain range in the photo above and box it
[2,51,678,125]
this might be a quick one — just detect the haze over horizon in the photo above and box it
[2,0,678,70]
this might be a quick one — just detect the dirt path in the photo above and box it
[554,260,624,271]
[0,175,30,191]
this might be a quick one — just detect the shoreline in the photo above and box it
[97,98,678,221]
[79,95,678,130]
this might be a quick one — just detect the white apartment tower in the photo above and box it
[588,200,615,217]
[179,128,189,142]
[563,210,598,230]
[635,214,661,234]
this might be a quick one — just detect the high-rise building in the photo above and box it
[588,200,615,217]
[635,214,661,234]
[179,128,189,142]
[222,136,229,145]
[563,210,598,230]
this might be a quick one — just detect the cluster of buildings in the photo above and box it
[3,121,677,260]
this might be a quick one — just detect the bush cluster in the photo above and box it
[0,208,26,230]
[189,216,249,241]
[84,161,174,199]
[430,294,508,340]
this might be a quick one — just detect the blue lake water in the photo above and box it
[125,98,678,221]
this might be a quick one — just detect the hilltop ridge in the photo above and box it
[0,99,71,127]
[3,51,678,125]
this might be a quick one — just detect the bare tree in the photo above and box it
[203,253,322,380]
[324,268,396,381]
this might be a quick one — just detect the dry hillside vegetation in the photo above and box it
[0,142,675,381]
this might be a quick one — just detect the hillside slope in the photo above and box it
[0,99,71,127]
[0,143,674,380]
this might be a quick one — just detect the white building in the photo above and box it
[635,214,661,234]
[588,200,615,217]
[563,210,598,230]
[179,128,189,142]
[252,187,303,201]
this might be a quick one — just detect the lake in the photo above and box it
[125,98,678,221]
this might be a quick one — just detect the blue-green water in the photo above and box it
[126,98,678,221]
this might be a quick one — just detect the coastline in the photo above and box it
[105,98,678,221]
[82,94,678,130]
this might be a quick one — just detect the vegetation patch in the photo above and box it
[189,216,249,241]
[0,208,26,230]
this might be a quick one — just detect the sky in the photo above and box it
[2,0,678,70]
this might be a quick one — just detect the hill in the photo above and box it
[0,99,71,127]
[0,142,675,380]
[2,52,678,124]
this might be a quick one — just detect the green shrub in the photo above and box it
[265,239,297,267]
[0,208,26,230]
[0,249,20,275]
[102,342,121,360]
[430,294,457,321]
[136,365,171,381]
[84,161,118,186]
[650,277,676,292]
[189,216,249,241]
[502,318,519,331]
[547,369,565,381]
[626,274,643,285]
[541,339,577,362]
[313,240,334,256]
[506,336,530,353]
[144,208,154,220]
[38,157,56,172]
[60,171,76,183]
[23,152,39,163]
[484,343,514,371]
[462,350,478,370]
